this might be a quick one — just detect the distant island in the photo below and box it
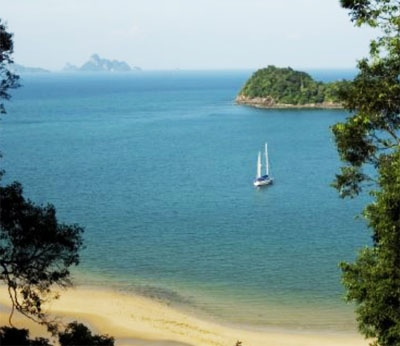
[63,54,142,72]
[8,55,142,73]
[236,65,347,109]
[8,63,50,74]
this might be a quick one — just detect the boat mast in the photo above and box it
[265,143,269,176]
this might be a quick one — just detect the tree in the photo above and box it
[0,19,84,332]
[332,1,400,345]
[0,19,20,179]
[0,182,84,330]
[332,0,400,197]
[0,326,53,346]
[0,19,20,114]
[58,322,114,346]
[341,151,400,346]
[0,322,114,346]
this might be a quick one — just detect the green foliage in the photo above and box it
[0,19,20,114]
[332,2,400,197]
[332,56,400,197]
[0,326,53,346]
[238,65,346,105]
[334,1,400,345]
[0,182,84,329]
[332,166,370,198]
[1,18,85,335]
[0,18,20,179]
[58,322,114,346]
[0,323,115,346]
[341,151,400,346]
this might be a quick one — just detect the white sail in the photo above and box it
[254,143,273,187]
[256,151,262,178]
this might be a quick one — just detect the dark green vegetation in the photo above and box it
[237,65,347,107]
[0,326,52,346]
[1,18,85,333]
[0,182,84,329]
[0,19,20,114]
[0,323,114,346]
[58,322,114,346]
[332,1,400,345]
[0,20,107,346]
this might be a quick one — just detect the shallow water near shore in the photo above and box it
[2,69,369,333]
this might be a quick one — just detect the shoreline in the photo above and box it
[0,285,368,346]
[235,95,343,109]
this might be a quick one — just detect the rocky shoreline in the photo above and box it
[235,94,343,109]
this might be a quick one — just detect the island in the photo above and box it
[63,54,142,72]
[236,65,346,109]
[9,63,50,74]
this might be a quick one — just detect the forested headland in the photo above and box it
[236,65,348,109]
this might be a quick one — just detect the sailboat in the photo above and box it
[253,143,273,187]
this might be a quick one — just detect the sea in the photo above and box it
[1,69,370,333]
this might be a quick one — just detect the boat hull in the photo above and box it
[254,176,273,187]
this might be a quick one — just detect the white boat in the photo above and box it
[253,143,273,187]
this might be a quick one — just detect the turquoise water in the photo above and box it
[1,70,369,332]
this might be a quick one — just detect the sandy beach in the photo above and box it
[0,285,369,346]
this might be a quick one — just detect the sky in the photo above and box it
[0,0,377,71]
